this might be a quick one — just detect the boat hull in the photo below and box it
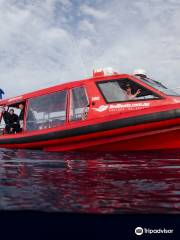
[0,108,180,152]
[43,122,180,152]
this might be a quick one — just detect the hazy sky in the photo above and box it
[0,0,180,98]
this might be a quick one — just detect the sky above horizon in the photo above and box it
[0,0,180,98]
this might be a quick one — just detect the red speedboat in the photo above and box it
[0,69,180,152]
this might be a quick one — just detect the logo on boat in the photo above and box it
[109,102,150,109]
[92,105,108,112]
[92,103,150,112]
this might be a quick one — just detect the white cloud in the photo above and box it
[58,0,72,7]
[0,0,180,99]
[78,19,96,33]
[0,0,86,98]
[80,4,107,20]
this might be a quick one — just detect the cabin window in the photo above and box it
[70,86,89,121]
[97,79,160,103]
[26,90,67,131]
[137,76,179,96]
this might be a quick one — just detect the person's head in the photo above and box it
[125,84,132,94]
[19,104,24,110]
[9,109,14,115]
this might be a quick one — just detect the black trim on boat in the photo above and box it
[0,109,180,145]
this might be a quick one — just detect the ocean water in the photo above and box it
[0,148,179,213]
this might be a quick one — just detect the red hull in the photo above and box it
[1,115,180,152]
[44,121,180,152]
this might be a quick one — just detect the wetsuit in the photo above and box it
[2,111,11,133]
[8,113,20,133]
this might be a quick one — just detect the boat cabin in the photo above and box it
[0,69,179,136]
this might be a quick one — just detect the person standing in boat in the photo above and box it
[0,89,4,99]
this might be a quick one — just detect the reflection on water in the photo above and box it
[0,148,179,213]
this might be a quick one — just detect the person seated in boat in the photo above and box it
[123,83,141,100]
[1,107,11,134]
[8,109,20,134]
[18,103,25,131]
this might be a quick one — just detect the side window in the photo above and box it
[98,81,127,102]
[26,90,67,131]
[97,79,159,103]
[70,86,89,121]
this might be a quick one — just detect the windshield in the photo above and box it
[137,76,179,96]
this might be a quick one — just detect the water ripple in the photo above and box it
[0,148,179,213]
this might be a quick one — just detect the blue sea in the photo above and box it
[0,148,179,213]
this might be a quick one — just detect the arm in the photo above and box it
[128,89,141,100]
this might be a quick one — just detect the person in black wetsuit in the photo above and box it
[8,109,20,134]
[1,107,11,133]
